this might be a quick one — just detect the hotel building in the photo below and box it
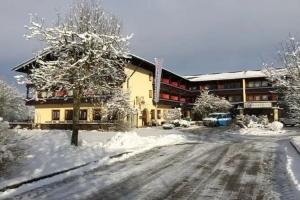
[13,54,280,129]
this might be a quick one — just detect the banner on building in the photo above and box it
[154,58,163,103]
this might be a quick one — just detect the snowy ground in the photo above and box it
[0,127,195,192]
[1,126,300,199]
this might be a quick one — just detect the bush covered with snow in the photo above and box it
[172,119,190,128]
[235,114,269,129]
[268,121,284,131]
[162,123,175,129]
[0,121,19,163]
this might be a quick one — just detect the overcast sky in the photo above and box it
[1,0,300,88]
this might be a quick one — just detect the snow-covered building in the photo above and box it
[13,55,280,129]
[13,54,194,128]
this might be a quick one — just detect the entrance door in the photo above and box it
[142,109,149,126]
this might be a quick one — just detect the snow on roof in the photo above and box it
[185,70,267,82]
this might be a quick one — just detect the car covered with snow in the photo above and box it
[203,112,232,127]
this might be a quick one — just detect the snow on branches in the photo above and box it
[193,90,231,117]
[20,0,133,145]
[0,80,29,121]
[263,37,300,120]
[163,108,181,122]
[23,0,132,98]
[105,90,136,120]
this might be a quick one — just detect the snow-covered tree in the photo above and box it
[105,90,135,121]
[263,37,300,120]
[21,0,132,146]
[163,108,181,122]
[0,119,15,163]
[193,90,231,118]
[0,80,29,121]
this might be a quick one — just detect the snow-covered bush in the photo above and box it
[193,90,231,118]
[0,120,16,163]
[162,123,175,129]
[163,108,181,122]
[173,119,190,128]
[268,121,284,131]
[235,114,269,128]
[0,80,29,121]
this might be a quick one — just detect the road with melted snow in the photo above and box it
[4,127,300,200]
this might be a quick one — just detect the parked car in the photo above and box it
[280,118,298,126]
[203,112,232,127]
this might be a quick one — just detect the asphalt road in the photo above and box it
[4,127,300,200]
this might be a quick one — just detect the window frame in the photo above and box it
[79,109,88,120]
[65,109,73,121]
[93,109,102,121]
[52,110,60,121]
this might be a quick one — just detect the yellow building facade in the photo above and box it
[25,56,181,128]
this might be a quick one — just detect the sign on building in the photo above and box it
[244,102,272,108]
[154,58,163,103]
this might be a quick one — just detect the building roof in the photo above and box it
[12,52,272,82]
[185,70,267,82]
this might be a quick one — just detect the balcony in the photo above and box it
[170,81,179,87]
[170,95,179,101]
[161,78,170,84]
[160,93,170,100]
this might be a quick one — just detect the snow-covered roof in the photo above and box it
[185,70,267,82]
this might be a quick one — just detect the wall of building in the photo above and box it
[34,103,101,125]
[33,63,175,128]
[124,64,173,127]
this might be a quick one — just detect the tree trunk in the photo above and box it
[71,86,82,146]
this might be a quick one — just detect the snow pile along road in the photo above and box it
[227,121,286,136]
[100,132,187,153]
[0,128,190,190]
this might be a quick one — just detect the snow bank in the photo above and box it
[101,132,186,152]
[227,121,285,136]
[0,128,190,190]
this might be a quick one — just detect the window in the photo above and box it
[224,82,241,89]
[248,95,254,101]
[261,81,268,87]
[247,82,254,88]
[65,110,73,120]
[149,73,152,81]
[149,90,153,98]
[80,109,88,120]
[262,95,268,101]
[254,81,261,88]
[235,95,242,102]
[52,110,60,121]
[151,109,155,120]
[254,95,261,101]
[93,109,102,121]
[157,110,161,119]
